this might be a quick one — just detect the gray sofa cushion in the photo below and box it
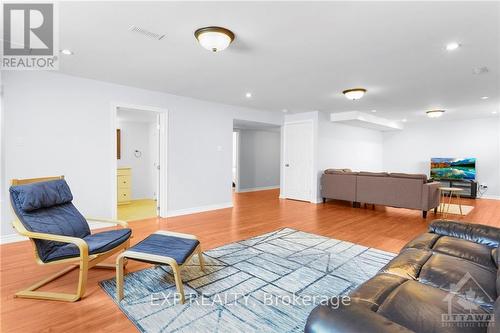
[389,173,428,183]
[324,168,353,174]
[358,171,389,177]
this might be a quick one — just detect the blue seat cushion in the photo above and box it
[10,179,92,262]
[129,233,200,264]
[44,228,132,262]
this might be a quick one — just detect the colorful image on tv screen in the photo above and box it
[430,158,476,180]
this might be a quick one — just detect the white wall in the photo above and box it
[237,130,281,191]
[117,120,155,199]
[318,113,383,172]
[383,117,500,198]
[1,71,282,237]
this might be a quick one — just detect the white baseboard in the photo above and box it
[481,195,500,200]
[166,202,233,218]
[0,233,28,244]
[237,186,280,193]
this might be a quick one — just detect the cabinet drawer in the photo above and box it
[117,175,131,188]
[117,168,131,176]
[118,188,131,203]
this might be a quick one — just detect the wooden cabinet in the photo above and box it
[117,168,132,205]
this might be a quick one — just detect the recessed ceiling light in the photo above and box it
[401,118,407,122]
[245,92,252,98]
[481,96,489,100]
[282,109,288,113]
[342,88,367,100]
[194,26,235,52]
[445,42,460,51]
[426,110,445,118]
[371,109,377,113]
[60,49,73,55]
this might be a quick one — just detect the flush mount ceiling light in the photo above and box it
[445,42,460,51]
[245,92,252,98]
[371,109,377,113]
[481,96,489,100]
[426,109,445,118]
[194,26,235,52]
[343,88,367,101]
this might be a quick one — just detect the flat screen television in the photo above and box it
[430,158,476,180]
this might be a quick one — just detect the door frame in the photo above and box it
[110,103,168,219]
[282,119,315,202]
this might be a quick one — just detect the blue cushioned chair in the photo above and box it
[9,176,132,302]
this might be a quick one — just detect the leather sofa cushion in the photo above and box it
[378,281,491,333]
[403,232,440,250]
[379,248,432,280]
[350,273,408,311]
[358,171,389,177]
[389,173,428,183]
[430,220,500,248]
[419,253,497,311]
[10,179,73,212]
[433,236,496,268]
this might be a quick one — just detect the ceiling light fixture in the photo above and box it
[282,109,288,113]
[371,109,377,113]
[426,109,445,118]
[60,49,73,55]
[402,118,407,122]
[445,42,460,51]
[245,92,252,98]
[194,26,235,52]
[342,88,367,101]
[492,111,498,115]
[481,96,489,100]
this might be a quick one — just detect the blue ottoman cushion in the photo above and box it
[130,233,200,264]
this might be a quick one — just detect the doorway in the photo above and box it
[282,120,314,202]
[112,104,168,220]
[232,119,281,195]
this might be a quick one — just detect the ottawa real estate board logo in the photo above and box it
[2,2,58,70]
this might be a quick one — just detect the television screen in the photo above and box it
[430,158,476,180]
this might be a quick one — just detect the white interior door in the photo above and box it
[283,121,313,201]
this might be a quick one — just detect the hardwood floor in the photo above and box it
[1,189,499,332]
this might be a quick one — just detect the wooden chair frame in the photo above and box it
[10,176,131,302]
[116,230,205,304]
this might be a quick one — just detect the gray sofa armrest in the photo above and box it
[304,303,413,333]
[430,220,500,248]
[421,181,440,210]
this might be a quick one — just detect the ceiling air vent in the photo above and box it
[128,25,165,40]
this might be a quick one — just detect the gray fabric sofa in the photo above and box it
[321,169,441,218]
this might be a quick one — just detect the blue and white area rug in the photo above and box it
[100,228,395,333]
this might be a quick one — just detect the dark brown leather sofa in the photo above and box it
[305,220,500,333]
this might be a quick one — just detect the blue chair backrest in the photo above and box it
[10,179,91,262]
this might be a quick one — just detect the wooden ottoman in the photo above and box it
[116,230,205,304]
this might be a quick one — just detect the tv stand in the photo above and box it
[436,179,477,199]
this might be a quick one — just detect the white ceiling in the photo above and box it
[59,2,499,122]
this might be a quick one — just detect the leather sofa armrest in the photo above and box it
[421,181,440,210]
[304,303,413,333]
[429,220,500,248]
